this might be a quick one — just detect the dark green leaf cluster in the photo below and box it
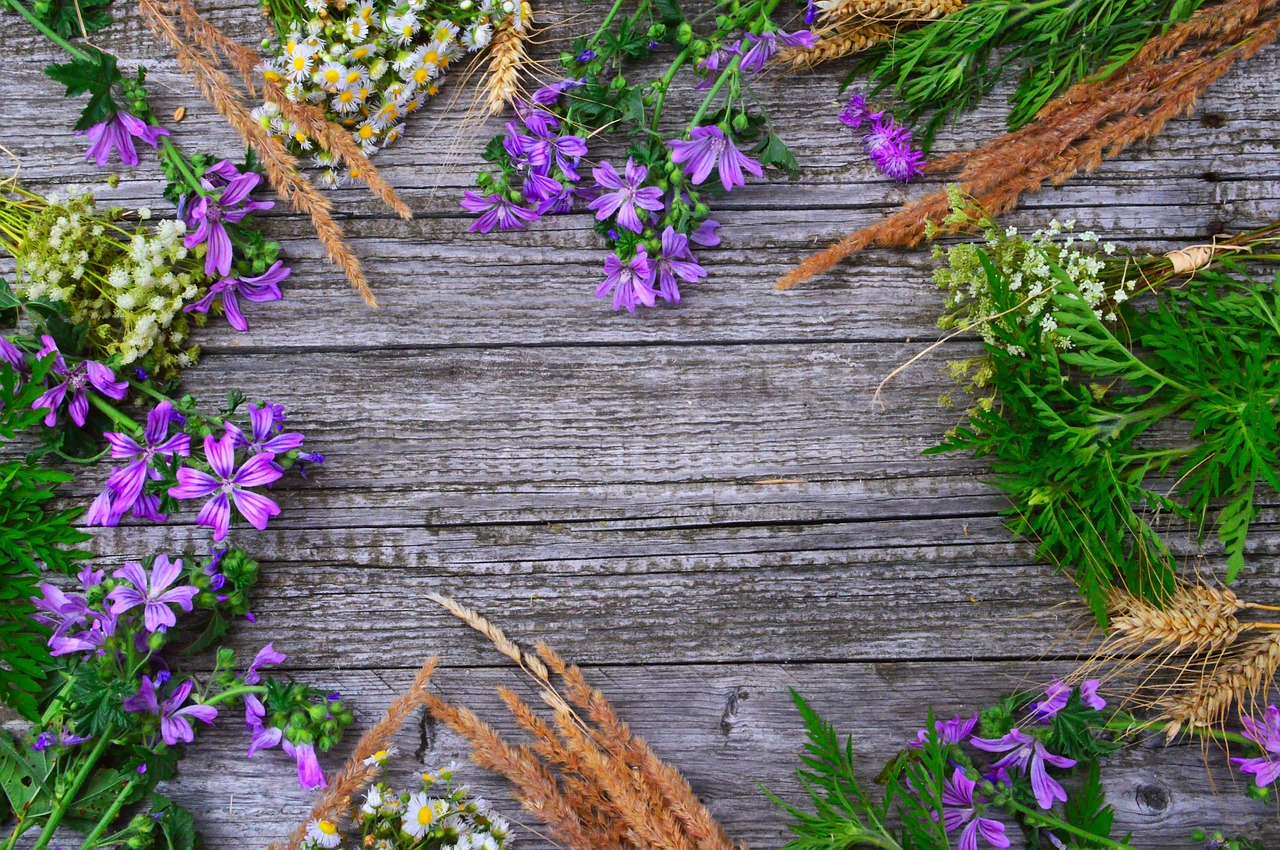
[44,47,123,131]
[932,251,1280,620]
[850,0,1204,150]
[0,362,91,720]
[31,0,112,40]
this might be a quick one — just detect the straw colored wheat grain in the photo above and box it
[816,0,962,22]
[1160,633,1280,738]
[1106,585,1244,654]
[774,24,893,67]
[481,9,532,115]
[272,656,438,850]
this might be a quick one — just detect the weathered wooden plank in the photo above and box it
[160,662,1279,849]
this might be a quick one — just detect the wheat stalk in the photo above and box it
[270,657,438,850]
[815,0,961,22]
[481,7,532,115]
[774,24,893,67]
[1105,584,1244,654]
[1160,634,1280,739]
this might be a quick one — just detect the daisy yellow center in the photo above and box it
[413,67,429,83]
[318,821,338,836]
[424,50,439,65]
[293,56,307,70]
[263,69,282,81]
[286,39,298,52]
[294,131,308,143]
[373,749,389,760]
[416,807,434,827]
[346,70,362,84]
[435,26,450,40]
[359,125,375,139]
[339,91,355,103]
[402,25,414,37]
[353,47,370,58]
[324,69,340,83]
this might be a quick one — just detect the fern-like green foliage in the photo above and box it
[0,361,92,719]
[932,256,1280,621]
[850,0,1203,151]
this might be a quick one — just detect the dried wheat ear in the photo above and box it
[138,0,419,305]
[424,593,743,850]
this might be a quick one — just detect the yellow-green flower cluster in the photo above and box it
[257,0,514,188]
[302,762,514,850]
[7,189,208,375]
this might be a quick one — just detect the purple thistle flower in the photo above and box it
[78,113,170,168]
[107,555,200,633]
[460,191,540,233]
[652,226,706,304]
[1232,705,1280,787]
[941,769,1011,850]
[168,432,283,542]
[1030,679,1106,721]
[124,676,218,746]
[668,126,764,193]
[283,739,326,789]
[587,158,665,234]
[597,248,656,313]
[184,167,273,278]
[224,402,305,458]
[738,29,814,73]
[971,728,1076,809]
[101,400,191,511]
[864,114,925,183]
[503,120,552,174]
[185,261,288,332]
[913,712,978,747]
[30,336,128,428]
[839,94,872,130]
[244,642,286,685]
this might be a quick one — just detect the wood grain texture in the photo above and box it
[3,0,1278,844]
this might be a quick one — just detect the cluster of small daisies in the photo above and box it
[304,760,514,850]
[838,94,925,183]
[257,0,516,187]
[934,192,1119,355]
[10,189,209,374]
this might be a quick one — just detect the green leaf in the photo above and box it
[652,0,685,25]
[34,0,114,39]
[1062,762,1115,847]
[44,48,121,130]
[754,132,800,177]
[151,794,204,850]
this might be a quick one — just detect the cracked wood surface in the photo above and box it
[3,0,1279,846]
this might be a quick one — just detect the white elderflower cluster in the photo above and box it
[935,206,1125,355]
[13,191,208,374]
[258,0,511,188]
[303,763,513,850]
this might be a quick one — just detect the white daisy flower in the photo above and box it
[342,15,370,41]
[385,13,420,47]
[430,19,459,43]
[285,51,315,82]
[314,60,347,89]
[403,794,450,840]
[463,22,493,50]
[354,119,380,146]
[305,819,342,849]
[347,42,376,62]
[362,746,398,767]
[381,124,403,146]
[361,784,385,814]
[318,168,345,189]
[370,100,402,130]
[331,87,364,113]
[304,0,326,12]
[338,65,368,90]
[353,0,374,22]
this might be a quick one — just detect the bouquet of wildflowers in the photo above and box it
[301,762,516,850]
[459,0,924,311]
[257,0,521,186]
[4,546,354,850]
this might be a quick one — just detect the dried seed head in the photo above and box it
[1160,633,1280,739]
[1106,584,1244,653]
[774,24,892,67]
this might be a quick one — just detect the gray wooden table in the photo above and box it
[5,2,1280,846]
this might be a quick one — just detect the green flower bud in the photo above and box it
[694,202,709,217]
[309,704,328,721]
[610,75,627,91]
[647,23,666,39]
[216,647,236,668]
[731,113,749,132]
[676,22,693,43]
[147,631,166,651]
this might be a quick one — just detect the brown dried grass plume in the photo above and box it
[424,593,741,850]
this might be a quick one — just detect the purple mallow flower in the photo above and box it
[283,739,326,789]
[30,336,128,428]
[597,248,656,313]
[107,555,199,633]
[652,226,706,304]
[668,126,764,193]
[737,29,814,72]
[691,218,721,247]
[244,642,286,685]
[184,164,274,278]
[0,336,26,372]
[460,191,540,233]
[587,158,665,234]
[913,712,978,747]
[529,78,585,107]
[225,402,305,459]
[102,400,191,511]
[168,432,283,542]
[79,113,170,168]
[1030,679,1105,721]
[185,260,288,332]
[1232,704,1280,787]
[864,114,925,183]
[576,48,597,63]
[971,728,1076,809]
[942,769,1011,850]
[124,676,218,746]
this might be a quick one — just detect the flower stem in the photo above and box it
[200,683,267,707]
[587,0,628,48]
[87,392,142,435]
[5,0,90,61]
[688,52,741,129]
[30,732,113,850]
[76,771,143,850]
[1005,800,1135,850]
